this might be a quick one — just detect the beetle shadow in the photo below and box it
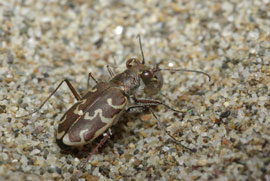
[57,137,110,159]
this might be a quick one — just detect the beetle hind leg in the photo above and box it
[16,79,81,118]
[81,129,112,167]
[87,72,99,89]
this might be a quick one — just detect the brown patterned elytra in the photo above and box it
[56,85,127,148]
[18,35,211,166]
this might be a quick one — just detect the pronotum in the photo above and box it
[18,36,211,165]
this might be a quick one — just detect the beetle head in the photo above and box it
[126,58,163,96]
[126,35,211,96]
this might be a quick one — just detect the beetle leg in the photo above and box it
[133,98,186,114]
[126,105,150,113]
[17,79,81,118]
[81,129,112,167]
[127,104,195,152]
[87,72,98,89]
[106,65,115,78]
[148,107,196,152]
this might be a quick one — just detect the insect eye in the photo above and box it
[141,70,152,79]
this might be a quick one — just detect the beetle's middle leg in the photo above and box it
[17,79,81,118]
[126,104,194,152]
[148,107,196,152]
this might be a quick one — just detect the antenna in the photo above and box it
[137,34,145,64]
[155,68,211,81]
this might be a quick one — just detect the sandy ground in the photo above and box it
[1,0,270,180]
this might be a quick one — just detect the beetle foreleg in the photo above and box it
[16,79,81,118]
[126,105,149,113]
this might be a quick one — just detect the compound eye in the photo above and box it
[141,70,152,79]
[143,70,163,96]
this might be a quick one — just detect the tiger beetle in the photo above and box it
[17,35,211,166]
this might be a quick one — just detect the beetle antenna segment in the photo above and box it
[81,131,111,167]
[148,108,196,152]
[137,34,145,64]
[156,68,211,82]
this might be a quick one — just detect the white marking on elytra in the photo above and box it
[89,88,97,92]
[107,98,127,109]
[58,114,67,124]
[84,109,115,124]
[90,109,124,142]
[73,99,87,115]
[61,96,128,145]
[56,130,66,139]
[63,129,89,146]
[92,124,111,142]
[78,110,83,115]
[63,108,125,145]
